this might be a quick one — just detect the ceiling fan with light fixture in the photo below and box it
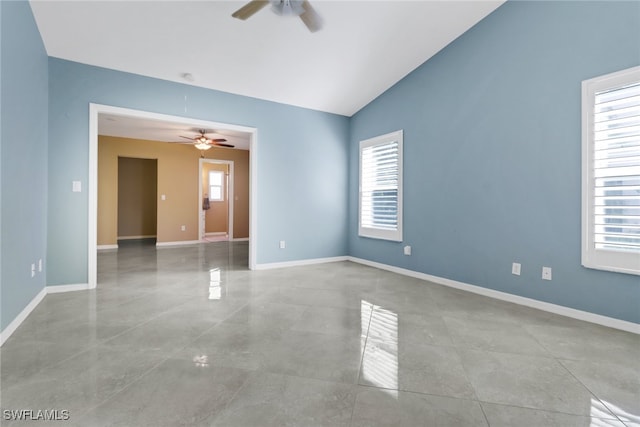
[232,0,322,33]
[171,130,235,151]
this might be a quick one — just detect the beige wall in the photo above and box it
[202,162,229,234]
[118,157,157,238]
[98,135,249,245]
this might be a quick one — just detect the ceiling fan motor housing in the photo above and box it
[232,0,322,33]
[271,0,304,16]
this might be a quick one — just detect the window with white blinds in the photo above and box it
[582,66,640,275]
[359,130,403,241]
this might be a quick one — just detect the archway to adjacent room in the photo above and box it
[88,103,258,288]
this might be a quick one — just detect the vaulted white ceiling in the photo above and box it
[30,0,504,117]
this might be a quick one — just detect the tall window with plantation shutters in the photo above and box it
[359,130,403,242]
[582,66,640,275]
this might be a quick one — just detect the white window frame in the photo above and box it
[359,130,403,242]
[209,170,224,202]
[582,66,640,276]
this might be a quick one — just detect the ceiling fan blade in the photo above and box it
[300,0,322,32]
[179,135,195,141]
[213,142,235,148]
[232,0,269,20]
[210,138,228,143]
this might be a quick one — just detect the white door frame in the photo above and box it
[199,159,234,241]
[89,103,258,288]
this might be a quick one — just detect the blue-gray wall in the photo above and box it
[349,1,640,323]
[47,59,350,285]
[1,1,49,331]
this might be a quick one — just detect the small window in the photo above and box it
[359,130,403,242]
[209,170,224,202]
[582,66,640,275]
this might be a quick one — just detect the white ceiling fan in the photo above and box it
[232,0,322,33]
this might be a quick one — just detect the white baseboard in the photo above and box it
[0,283,93,346]
[255,256,348,270]
[47,283,92,293]
[97,244,118,250]
[156,240,201,247]
[348,257,639,335]
[205,232,227,236]
[4,255,634,349]
[0,287,47,346]
[232,238,249,242]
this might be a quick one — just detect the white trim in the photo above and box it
[117,235,156,240]
[97,244,118,250]
[0,288,47,346]
[47,283,91,293]
[581,66,640,276]
[156,240,202,247]
[358,130,404,242]
[348,257,639,334]
[206,232,227,236]
[249,129,258,270]
[255,256,348,270]
[232,237,249,242]
[89,104,99,289]
[89,104,258,282]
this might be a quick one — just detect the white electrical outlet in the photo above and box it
[404,245,411,256]
[38,259,43,272]
[181,225,186,231]
[279,240,286,249]
[512,262,521,276]
[542,266,552,281]
[31,263,36,278]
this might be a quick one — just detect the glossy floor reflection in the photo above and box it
[1,241,638,426]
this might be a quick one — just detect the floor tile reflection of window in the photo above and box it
[362,300,398,396]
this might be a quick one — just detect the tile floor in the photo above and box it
[1,241,638,426]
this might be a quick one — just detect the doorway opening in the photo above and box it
[199,159,234,242]
[89,104,258,289]
[117,157,158,245]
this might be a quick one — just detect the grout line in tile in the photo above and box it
[438,314,483,403]
[348,302,374,427]
[555,358,629,425]
[478,399,492,427]
[477,400,625,423]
